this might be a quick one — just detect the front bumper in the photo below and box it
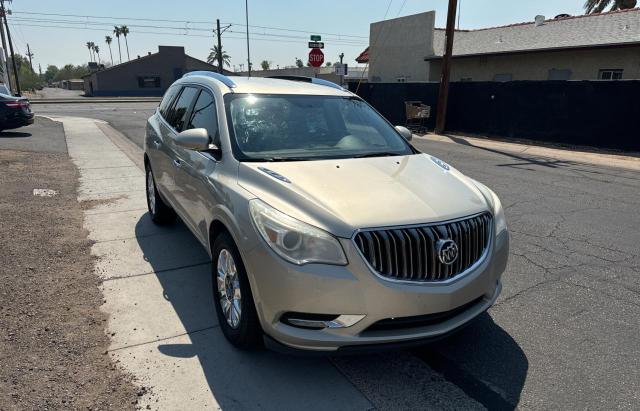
[242,229,509,352]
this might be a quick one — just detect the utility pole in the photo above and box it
[434,0,458,134]
[26,43,33,71]
[0,0,19,95]
[0,0,11,92]
[216,19,223,74]
[245,0,251,77]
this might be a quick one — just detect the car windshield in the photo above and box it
[225,94,413,161]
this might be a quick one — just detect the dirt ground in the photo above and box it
[0,149,139,410]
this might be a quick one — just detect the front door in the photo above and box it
[171,89,222,243]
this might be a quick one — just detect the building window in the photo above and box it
[548,69,572,81]
[493,73,512,82]
[460,77,473,82]
[138,76,161,88]
[598,69,623,80]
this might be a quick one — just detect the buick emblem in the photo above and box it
[437,239,459,265]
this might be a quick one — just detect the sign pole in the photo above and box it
[435,0,458,134]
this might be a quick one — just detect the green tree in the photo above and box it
[44,65,59,83]
[113,26,122,63]
[52,64,89,82]
[120,25,130,61]
[10,54,41,90]
[207,45,231,67]
[325,61,332,67]
[105,35,114,65]
[260,60,271,70]
[295,58,303,68]
[19,63,42,90]
[584,0,636,13]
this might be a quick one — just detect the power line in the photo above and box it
[10,22,367,46]
[355,0,395,94]
[219,21,368,39]
[9,17,366,45]
[12,10,368,39]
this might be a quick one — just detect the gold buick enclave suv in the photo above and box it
[144,72,509,352]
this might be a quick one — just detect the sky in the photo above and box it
[8,0,588,72]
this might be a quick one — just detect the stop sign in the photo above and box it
[308,48,324,67]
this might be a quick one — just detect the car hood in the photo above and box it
[237,154,490,238]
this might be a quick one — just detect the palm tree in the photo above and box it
[584,0,637,13]
[105,35,114,65]
[113,26,122,64]
[120,25,130,61]
[93,45,101,63]
[207,45,231,68]
[86,42,93,62]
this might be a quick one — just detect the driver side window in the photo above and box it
[187,90,220,145]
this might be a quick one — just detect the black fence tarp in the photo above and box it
[350,81,640,151]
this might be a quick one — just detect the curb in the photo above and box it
[416,133,640,172]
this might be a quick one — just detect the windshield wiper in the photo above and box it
[353,152,401,158]
[247,156,314,162]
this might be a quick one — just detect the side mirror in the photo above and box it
[395,126,413,141]
[175,128,210,151]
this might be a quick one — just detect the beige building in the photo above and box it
[83,46,229,96]
[363,8,640,82]
[368,11,435,82]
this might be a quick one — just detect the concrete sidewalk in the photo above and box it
[30,98,161,105]
[418,133,640,172]
[54,116,483,410]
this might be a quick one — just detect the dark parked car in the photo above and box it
[0,93,34,132]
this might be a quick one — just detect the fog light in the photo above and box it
[281,312,366,329]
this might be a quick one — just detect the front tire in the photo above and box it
[145,163,176,224]
[212,232,262,349]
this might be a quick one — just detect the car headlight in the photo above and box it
[489,189,507,234]
[249,199,348,266]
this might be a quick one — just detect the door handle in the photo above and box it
[172,159,182,168]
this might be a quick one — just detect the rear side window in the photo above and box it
[187,91,219,145]
[159,85,180,120]
[168,86,199,131]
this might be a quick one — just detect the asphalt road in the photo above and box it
[0,117,67,153]
[34,102,157,148]
[35,102,640,409]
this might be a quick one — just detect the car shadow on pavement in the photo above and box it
[414,313,528,409]
[0,131,32,138]
[134,215,372,410]
[134,214,527,409]
[443,134,579,170]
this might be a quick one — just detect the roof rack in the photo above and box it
[267,75,346,91]
[183,71,236,88]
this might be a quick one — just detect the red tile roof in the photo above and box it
[355,47,369,63]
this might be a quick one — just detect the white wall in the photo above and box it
[369,11,435,83]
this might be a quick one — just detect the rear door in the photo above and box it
[156,85,199,216]
[147,84,180,196]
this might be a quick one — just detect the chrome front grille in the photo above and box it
[353,213,492,282]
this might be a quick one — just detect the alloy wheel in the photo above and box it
[146,170,156,215]
[217,249,242,329]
